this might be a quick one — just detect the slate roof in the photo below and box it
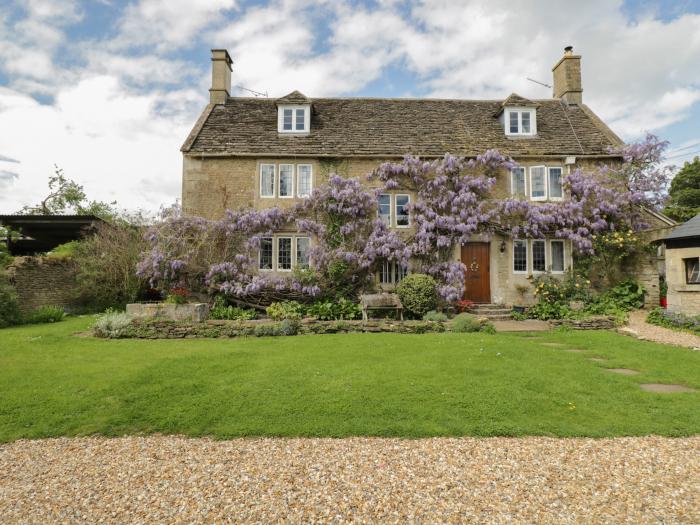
[183,95,624,157]
[664,213,700,241]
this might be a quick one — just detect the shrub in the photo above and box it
[0,274,21,328]
[94,310,134,338]
[71,222,149,312]
[266,301,305,320]
[396,274,438,319]
[423,310,448,322]
[585,279,645,314]
[527,301,574,321]
[307,298,361,320]
[646,307,700,332]
[450,313,485,333]
[278,318,300,336]
[25,305,65,324]
[253,323,277,337]
[209,296,257,320]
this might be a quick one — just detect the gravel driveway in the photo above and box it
[1,436,698,524]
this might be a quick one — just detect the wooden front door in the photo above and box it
[461,243,491,303]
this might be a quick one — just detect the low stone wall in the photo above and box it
[102,319,448,339]
[548,316,616,330]
[6,257,77,314]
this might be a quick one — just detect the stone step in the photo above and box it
[477,314,514,321]
[470,308,512,315]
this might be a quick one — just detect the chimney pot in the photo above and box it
[210,49,233,105]
[552,46,582,105]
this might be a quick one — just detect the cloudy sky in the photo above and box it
[1,0,699,213]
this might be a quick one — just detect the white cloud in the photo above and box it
[0,80,195,212]
[0,0,699,214]
[113,0,237,52]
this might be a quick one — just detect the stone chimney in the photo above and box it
[552,45,582,105]
[209,49,232,105]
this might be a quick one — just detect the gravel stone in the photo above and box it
[1,436,698,524]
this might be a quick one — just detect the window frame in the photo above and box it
[529,166,547,201]
[379,260,408,285]
[295,236,310,269]
[277,237,293,272]
[512,239,528,274]
[504,107,537,136]
[296,164,313,198]
[378,193,392,226]
[259,163,276,198]
[685,257,700,284]
[548,167,564,201]
[278,163,294,199]
[511,167,527,197]
[277,105,310,134]
[531,239,546,273]
[550,240,565,274]
[395,194,410,228]
[259,237,273,271]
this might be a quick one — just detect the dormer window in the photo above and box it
[277,105,310,134]
[505,108,536,136]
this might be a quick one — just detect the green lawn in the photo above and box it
[0,316,698,442]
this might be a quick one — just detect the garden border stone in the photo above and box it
[126,303,210,322]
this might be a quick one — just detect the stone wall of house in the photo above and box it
[181,155,605,220]
[6,257,77,314]
[665,246,700,315]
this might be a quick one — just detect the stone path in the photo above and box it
[1,436,698,524]
[623,310,700,349]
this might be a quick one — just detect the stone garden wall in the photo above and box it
[6,257,77,314]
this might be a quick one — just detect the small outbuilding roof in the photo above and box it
[663,213,700,241]
[0,214,103,255]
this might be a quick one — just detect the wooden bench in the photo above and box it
[360,293,403,321]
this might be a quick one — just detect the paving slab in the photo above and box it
[640,383,697,393]
[605,368,640,375]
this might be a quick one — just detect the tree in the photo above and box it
[665,157,700,222]
[19,165,118,219]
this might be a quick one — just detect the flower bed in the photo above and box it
[96,318,449,339]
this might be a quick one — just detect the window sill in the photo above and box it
[278,131,310,137]
[674,284,700,292]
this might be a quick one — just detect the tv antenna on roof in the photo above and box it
[234,85,268,97]
[526,77,552,89]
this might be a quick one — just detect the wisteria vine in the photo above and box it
[137,134,671,304]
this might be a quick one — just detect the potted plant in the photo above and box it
[513,284,529,313]
[660,279,668,309]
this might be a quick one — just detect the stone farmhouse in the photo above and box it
[181,47,673,306]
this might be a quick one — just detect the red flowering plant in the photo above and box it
[165,286,189,304]
[454,299,475,313]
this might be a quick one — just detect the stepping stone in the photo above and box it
[541,342,565,347]
[605,368,640,375]
[588,357,607,362]
[640,383,697,393]
[565,348,585,353]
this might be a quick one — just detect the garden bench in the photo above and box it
[360,293,403,321]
